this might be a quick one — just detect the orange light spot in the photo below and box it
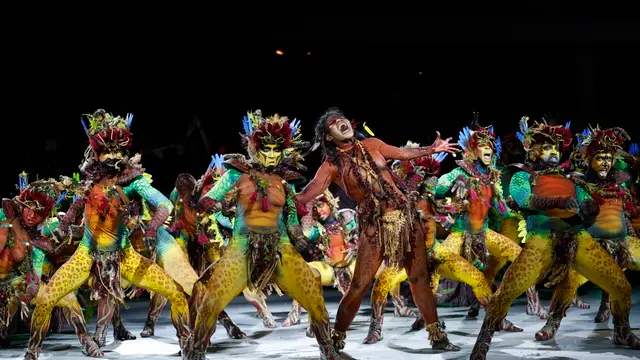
[418,71,423,75]
[307,51,312,55]
[275,50,284,55]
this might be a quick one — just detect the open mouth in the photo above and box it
[339,122,349,132]
[483,153,492,160]
[599,169,609,177]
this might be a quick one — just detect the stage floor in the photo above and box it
[2,289,640,359]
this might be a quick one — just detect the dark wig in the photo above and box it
[314,107,345,165]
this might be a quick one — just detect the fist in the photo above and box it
[562,197,579,210]
[53,227,68,242]
[142,228,157,250]
[579,199,600,220]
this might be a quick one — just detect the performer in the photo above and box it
[0,176,102,356]
[535,126,640,328]
[190,111,342,359]
[281,190,358,334]
[295,108,460,351]
[129,170,245,339]
[471,118,640,359]
[25,109,193,360]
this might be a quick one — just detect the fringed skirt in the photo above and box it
[90,250,126,305]
[246,232,282,294]
[378,208,413,269]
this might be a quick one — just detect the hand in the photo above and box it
[344,246,358,263]
[288,224,309,253]
[431,131,460,154]
[579,199,600,220]
[451,179,468,200]
[562,197,579,210]
[53,227,69,242]
[142,227,157,250]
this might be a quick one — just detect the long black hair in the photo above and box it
[313,107,367,166]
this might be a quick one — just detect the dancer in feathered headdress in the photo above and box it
[0,174,101,354]
[192,110,346,359]
[472,117,640,359]
[434,112,524,332]
[554,126,640,333]
[25,109,195,360]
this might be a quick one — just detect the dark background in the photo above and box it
[2,5,640,285]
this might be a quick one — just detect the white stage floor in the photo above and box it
[2,288,640,359]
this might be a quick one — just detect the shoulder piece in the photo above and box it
[223,156,251,175]
[280,168,306,184]
[510,163,535,174]
[609,169,631,185]
[455,160,473,175]
[117,167,145,185]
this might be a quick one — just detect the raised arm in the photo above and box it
[435,168,466,197]
[368,132,459,160]
[199,169,242,212]
[128,176,173,246]
[296,161,337,206]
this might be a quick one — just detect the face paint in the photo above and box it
[590,152,613,180]
[326,116,355,142]
[474,143,494,165]
[22,207,45,227]
[313,201,332,221]
[257,143,283,168]
[540,142,560,165]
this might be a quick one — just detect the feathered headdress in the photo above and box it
[457,112,501,161]
[16,172,65,216]
[571,125,630,167]
[81,109,133,153]
[241,110,309,168]
[516,116,573,153]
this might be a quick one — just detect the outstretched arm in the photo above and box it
[368,132,459,160]
[296,161,337,206]
[128,176,173,245]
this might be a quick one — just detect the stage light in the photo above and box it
[275,50,284,55]
[418,71,423,75]
[307,51,311,55]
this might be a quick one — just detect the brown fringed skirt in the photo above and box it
[90,250,126,305]
[245,232,282,293]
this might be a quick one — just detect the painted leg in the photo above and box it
[470,234,553,360]
[217,310,247,339]
[189,243,248,359]
[595,291,611,323]
[155,227,198,296]
[55,292,103,357]
[111,303,136,341]
[25,245,94,360]
[282,261,331,327]
[390,282,418,317]
[534,269,583,341]
[273,244,342,360]
[571,232,640,349]
[92,297,116,347]
[363,266,407,344]
[573,274,591,310]
[405,217,459,351]
[332,228,384,351]
[525,285,548,319]
[243,287,277,328]
[140,293,168,337]
[120,247,193,358]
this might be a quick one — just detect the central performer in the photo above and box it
[295,108,460,351]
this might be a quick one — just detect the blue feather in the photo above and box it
[242,115,253,135]
[55,191,67,207]
[207,155,216,172]
[81,118,89,136]
[488,125,494,134]
[126,113,134,128]
[72,194,79,202]
[213,154,225,171]
[519,117,529,135]
[564,121,571,129]
[516,132,525,144]
[630,143,639,156]
[290,118,300,135]
[495,137,502,158]
[432,152,448,163]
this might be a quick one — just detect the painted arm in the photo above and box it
[435,168,466,197]
[575,183,599,221]
[128,176,173,244]
[199,169,242,212]
[296,161,337,206]
[32,247,46,280]
[367,137,435,160]
[509,171,533,209]
[54,196,84,238]
[169,187,179,203]
[510,171,577,210]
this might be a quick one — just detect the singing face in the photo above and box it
[540,142,560,165]
[590,152,614,179]
[22,206,45,227]
[326,116,355,143]
[474,143,494,165]
[98,151,124,168]
[256,143,283,168]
